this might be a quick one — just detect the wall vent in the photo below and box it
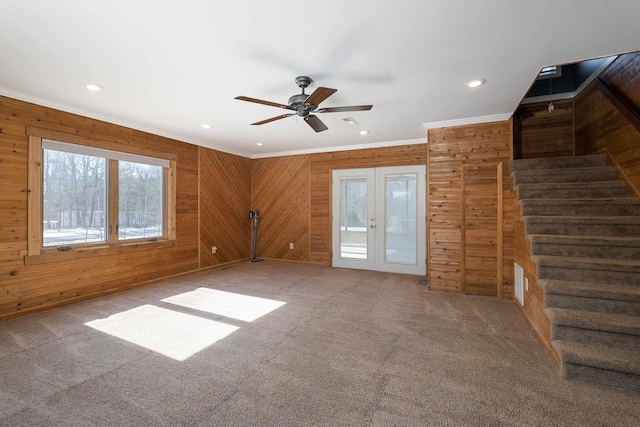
[514,263,524,306]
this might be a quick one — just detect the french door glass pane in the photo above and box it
[118,161,164,240]
[340,178,367,259]
[384,173,417,264]
[42,149,107,246]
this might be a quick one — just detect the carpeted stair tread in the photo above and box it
[520,198,640,207]
[520,198,640,217]
[539,279,640,302]
[529,234,640,247]
[523,216,640,225]
[516,181,628,199]
[545,307,640,336]
[509,154,607,172]
[516,181,627,191]
[552,340,640,376]
[535,255,640,272]
[511,166,616,185]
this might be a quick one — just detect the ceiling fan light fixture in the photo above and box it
[465,79,486,88]
[86,83,104,92]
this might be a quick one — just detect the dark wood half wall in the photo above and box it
[575,51,640,196]
[514,99,575,159]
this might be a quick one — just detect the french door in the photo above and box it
[332,165,426,275]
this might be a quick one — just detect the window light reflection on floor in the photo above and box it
[162,288,286,322]
[84,304,238,361]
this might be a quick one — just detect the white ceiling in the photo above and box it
[1,1,639,158]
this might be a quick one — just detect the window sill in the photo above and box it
[24,240,176,266]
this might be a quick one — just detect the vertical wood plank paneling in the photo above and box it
[428,121,513,297]
[462,163,500,296]
[199,147,251,267]
[575,52,640,193]
[251,155,311,260]
[514,99,574,159]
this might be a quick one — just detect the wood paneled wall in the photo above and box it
[251,155,310,260]
[514,99,574,159]
[0,96,250,321]
[250,146,429,265]
[427,121,514,297]
[575,52,640,196]
[199,147,251,267]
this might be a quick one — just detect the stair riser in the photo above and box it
[538,266,640,285]
[517,187,628,200]
[531,243,640,260]
[512,169,616,185]
[509,154,607,172]
[545,293,640,316]
[552,324,640,351]
[561,363,640,392]
[525,223,640,237]
[521,204,639,217]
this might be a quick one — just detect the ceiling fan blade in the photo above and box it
[302,87,337,107]
[235,96,293,110]
[304,115,328,132]
[251,114,294,125]
[316,105,373,113]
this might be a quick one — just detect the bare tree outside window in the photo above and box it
[118,161,163,240]
[43,150,107,246]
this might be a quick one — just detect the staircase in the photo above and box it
[510,153,640,391]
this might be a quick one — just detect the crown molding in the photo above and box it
[252,138,427,159]
[422,113,512,130]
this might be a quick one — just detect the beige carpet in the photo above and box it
[1,261,639,426]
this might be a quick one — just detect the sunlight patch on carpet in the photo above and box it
[84,304,238,361]
[162,288,286,322]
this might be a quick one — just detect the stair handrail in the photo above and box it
[596,78,640,134]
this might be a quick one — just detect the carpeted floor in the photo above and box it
[1,261,639,426]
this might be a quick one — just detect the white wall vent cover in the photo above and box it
[514,262,524,306]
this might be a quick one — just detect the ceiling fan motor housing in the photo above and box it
[295,76,312,89]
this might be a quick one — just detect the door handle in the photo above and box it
[370,224,375,228]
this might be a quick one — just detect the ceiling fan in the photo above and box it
[235,76,372,133]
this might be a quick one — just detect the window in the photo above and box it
[27,128,176,257]
[43,149,108,246]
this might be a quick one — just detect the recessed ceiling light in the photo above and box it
[201,124,211,129]
[256,143,263,146]
[360,130,369,135]
[86,84,104,92]
[465,79,486,88]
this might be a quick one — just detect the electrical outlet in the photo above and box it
[289,243,294,250]
[212,246,217,254]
